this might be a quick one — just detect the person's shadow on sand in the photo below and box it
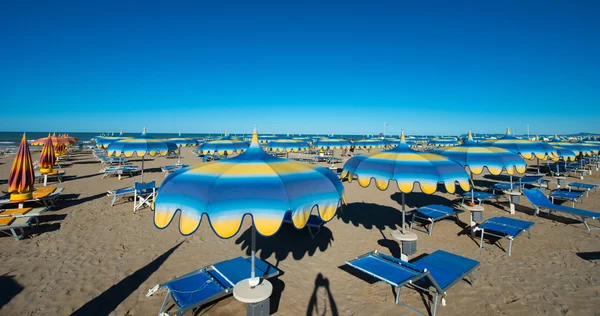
[306,273,339,316]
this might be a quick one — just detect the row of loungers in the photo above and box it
[148,251,480,316]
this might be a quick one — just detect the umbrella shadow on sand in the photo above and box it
[391,192,457,209]
[71,241,183,315]
[235,225,334,264]
[336,202,404,230]
[0,274,24,309]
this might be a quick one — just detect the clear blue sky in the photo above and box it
[1,1,598,135]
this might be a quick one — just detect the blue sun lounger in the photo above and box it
[409,205,464,235]
[492,175,548,192]
[107,187,135,206]
[345,250,479,316]
[147,256,279,316]
[522,189,600,231]
[282,212,325,239]
[461,191,503,206]
[161,164,189,177]
[473,216,534,256]
[567,182,598,197]
[549,190,584,207]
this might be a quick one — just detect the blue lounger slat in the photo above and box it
[549,190,584,207]
[411,250,480,291]
[345,250,479,316]
[108,187,135,206]
[154,257,279,316]
[522,189,600,231]
[410,205,463,235]
[568,182,598,197]
[474,216,534,256]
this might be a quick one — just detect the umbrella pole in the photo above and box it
[178,146,181,164]
[471,171,475,204]
[141,156,145,182]
[510,175,513,191]
[250,224,259,287]
[401,192,406,234]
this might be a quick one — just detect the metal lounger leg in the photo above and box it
[479,229,485,249]
[428,220,434,236]
[432,292,439,316]
[395,286,400,304]
[508,237,513,256]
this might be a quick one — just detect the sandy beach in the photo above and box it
[1,147,600,316]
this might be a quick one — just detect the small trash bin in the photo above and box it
[401,240,417,256]
[509,195,520,204]
[471,209,483,223]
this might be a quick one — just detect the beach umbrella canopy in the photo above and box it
[483,128,558,160]
[385,137,417,148]
[264,136,310,153]
[32,132,72,147]
[198,133,249,155]
[548,139,598,156]
[8,134,36,201]
[39,134,57,173]
[153,126,344,286]
[258,135,279,144]
[168,132,198,147]
[106,128,179,181]
[353,139,386,150]
[553,147,577,162]
[341,132,470,235]
[433,132,527,176]
[313,138,352,150]
[95,131,129,149]
[429,138,459,147]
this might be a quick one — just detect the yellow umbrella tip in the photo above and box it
[468,131,473,140]
[506,127,511,135]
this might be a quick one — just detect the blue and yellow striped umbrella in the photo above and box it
[168,132,198,147]
[265,136,310,153]
[313,138,352,150]
[95,131,129,149]
[341,132,470,234]
[258,135,279,144]
[429,138,460,147]
[553,147,577,162]
[153,127,344,285]
[433,132,527,176]
[354,139,386,150]
[483,128,558,160]
[548,140,598,156]
[385,137,417,148]
[198,134,249,155]
[106,128,179,181]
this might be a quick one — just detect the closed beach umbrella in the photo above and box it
[106,128,179,182]
[434,131,526,195]
[39,134,57,174]
[341,131,470,237]
[153,126,344,287]
[8,134,36,202]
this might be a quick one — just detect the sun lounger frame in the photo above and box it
[473,216,534,256]
[409,205,464,236]
[523,189,600,232]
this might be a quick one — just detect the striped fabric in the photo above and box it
[353,139,386,149]
[265,137,311,153]
[548,141,599,156]
[31,132,72,146]
[553,147,577,161]
[106,128,179,158]
[39,134,57,170]
[153,127,345,238]
[429,138,459,147]
[433,132,526,175]
[198,136,249,155]
[8,134,35,194]
[341,133,471,194]
[314,138,352,150]
[482,128,558,160]
[168,132,198,147]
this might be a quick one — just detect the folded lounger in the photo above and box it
[282,212,325,238]
[107,187,135,206]
[522,189,600,231]
[460,191,503,206]
[473,216,534,256]
[549,190,584,207]
[409,205,464,236]
[567,182,598,197]
[345,250,480,316]
[148,256,279,316]
[0,207,48,240]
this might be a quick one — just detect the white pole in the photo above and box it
[401,192,406,234]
